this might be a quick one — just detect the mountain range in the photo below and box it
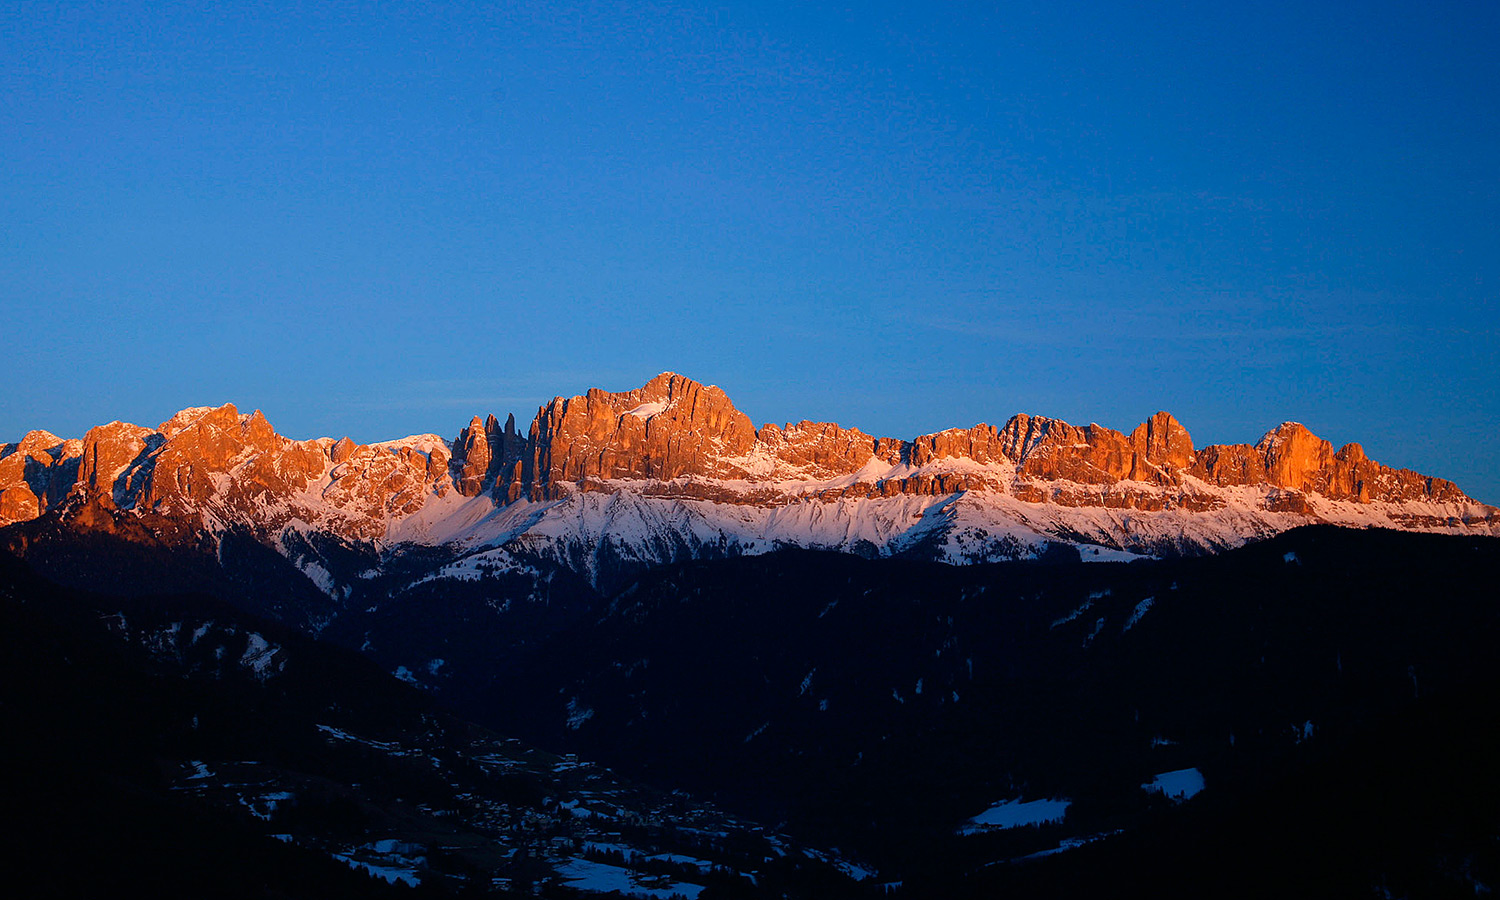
[2,372,1494,596]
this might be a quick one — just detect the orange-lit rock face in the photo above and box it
[454,413,525,498]
[1130,412,1196,475]
[321,441,450,534]
[118,405,460,537]
[140,405,287,514]
[972,411,1198,490]
[1002,416,1139,485]
[511,376,1478,515]
[1183,422,1466,507]
[0,431,84,523]
[763,421,886,476]
[910,425,1005,467]
[455,415,493,496]
[79,421,157,505]
[1258,423,1335,494]
[0,478,39,523]
[1189,443,1267,487]
[0,372,1492,542]
[527,372,758,499]
[1,403,457,539]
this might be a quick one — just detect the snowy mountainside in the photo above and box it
[413,472,1494,585]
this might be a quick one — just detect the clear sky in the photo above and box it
[3,1,1497,502]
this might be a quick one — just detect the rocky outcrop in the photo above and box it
[454,414,525,499]
[910,425,1006,467]
[140,405,285,514]
[0,430,84,524]
[1002,416,1139,485]
[1130,412,1195,477]
[526,372,758,499]
[1187,422,1467,506]
[760,421,895,476]
[320,438,451,535]
[78,421,157,506]
[3,403,456,539]
[454,416,494,497]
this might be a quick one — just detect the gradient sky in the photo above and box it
[3,1,1497,502]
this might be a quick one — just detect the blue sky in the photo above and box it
[3,1,1497,501]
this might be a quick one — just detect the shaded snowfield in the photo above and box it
[375,478,1498,590]
[164,432,1499,593]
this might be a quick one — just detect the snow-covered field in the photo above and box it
[958,797,1072,835]
[1143,767,1205,802]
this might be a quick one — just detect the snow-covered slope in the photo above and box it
[393,473,1496,594]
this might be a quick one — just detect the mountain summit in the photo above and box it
[2,373,1495,588]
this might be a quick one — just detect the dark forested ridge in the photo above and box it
[3,526,1498,897]
[0,552,866,899]
[0,553,430,899]
[469,527,1500,895]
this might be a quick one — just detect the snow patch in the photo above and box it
[239,632,281,678]
[958,797,1071,834]
[1123,597,1154,631]
[802,848,877,881]
[297,560,338,596]
[334,854,422,887]
[1143,767,1205,802]
[566,697,595,730]
[624,400,671,419]
[557,857,704,899]
[1082,617,1106,647]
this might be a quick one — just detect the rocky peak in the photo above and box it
[525,372,757,499]
[997,414,1061,463]
[1256,422,1334,494]
[0,430,85,524]
[1183,421,1471,506]
[140,404,288,513]
[159,405,229,438]
[78,421,157,505]
[5,403,455,535]
[991,416,1138,485]
[331,436,361,464]
[909,425,1003,467]
[1336,442,1367,464]
[13,430,65,457]
[764,421,886,476]
[1129,412,1195,470]
[454,415,493,497]
[453,412,527,499]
